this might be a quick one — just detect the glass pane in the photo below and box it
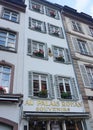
[3,14,10,19]
[2,80,9,87]
[2,74,9,80]
[3,67,10,73]
[0,40,6,46]
[11,17,17,22]
[8,33,16,39]
[0,31,7,37]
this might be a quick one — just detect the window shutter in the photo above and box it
[64,48,71,63]
[28,71,33,96]
[45,7,49,16]
[47,23,50,34]
[79,65,90,88]
[59,27,64,38]
[29,17,32,28]
[72,37,80,53]
[87,42,93,56]
[55,75,61,99]
[45,43,48,60]
[70,78,79,100]
[27,39,32,55]
[48,74,55,98]
[43,22,46,33]
[86,26,92,36]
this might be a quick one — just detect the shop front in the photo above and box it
[23,99,89,130]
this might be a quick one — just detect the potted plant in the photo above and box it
[34,26,41,31]
[56,56,65,62]
[0,86,6,94]
[33,49,44,57]
[52,30,59,36]
[50,11,56,18]
[38,90,48,98]
[61,92,71,99]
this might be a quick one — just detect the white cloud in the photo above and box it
[75,0,89,12]
[90,5,93,17]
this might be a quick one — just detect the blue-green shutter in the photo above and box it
[48,74,55,98]
[79,65,90,88]
[27,39,32,55]
[70,78,79,100]
[28,71,33,96]
[64,48,71,64]
[55,75,61,99]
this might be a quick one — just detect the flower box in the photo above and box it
[33,49,44,57]
[56,56,65,62]
[61,92,71,99]
[50,11,56,18]
[38,90,48,98]
[0,86,6,94]
[34,26,41,31]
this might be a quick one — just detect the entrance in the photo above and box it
[65,120,83,130]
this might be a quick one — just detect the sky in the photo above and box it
[47,0,93,17]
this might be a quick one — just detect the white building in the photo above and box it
[0,0,26,130]
[22,0,88,130]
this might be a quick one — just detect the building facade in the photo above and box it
[0,0,91,130]
[62,6,93,130]
[22,0,88,130]
[0,0,26,130]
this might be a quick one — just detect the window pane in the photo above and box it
[3,67,10,73]
[0,31,7,37]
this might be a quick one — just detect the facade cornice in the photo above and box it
[0,0,26,12]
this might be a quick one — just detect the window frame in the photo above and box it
[28,71,54,99]
[52,45,71,64]
[48,23,64,38]
[2,8,19,23]
[29,0,44,14]
[89,27,93,37]
[71,20,83,33]
[27,39,48,60]
[0,60,14,93]
[0,29,17,52]
[45,7,59,19]
[29,17,46,33]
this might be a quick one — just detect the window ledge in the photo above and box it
[27,54,48,60]
[1,17,19,24]
[0,46,17,53]
[29,27,46,34]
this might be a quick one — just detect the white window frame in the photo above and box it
[33,73,49,97]
[53,46,65,62]
[2,8,19,22]
[71,20,83,32]
[32,40,45,58]
[89,27,93,37]
[77,39,89,55]
[29,17,46,33]
[0,29,16,50]
[48,24,64,38]
[0,65,11,93]
[58,77,72,99]
[46,7,59,19]
[29,0,44,13]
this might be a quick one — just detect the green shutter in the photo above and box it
[29,17,32,28]
[72,37,80,53]
[45,43,48,60]
[28,71,33,96]
[70,78,79,100]
[59,27,64,38]
[55,75,61,99]
[64,48,71,64]
[48,74,55,98]
[79,65,90,88]
[27,39,32,55]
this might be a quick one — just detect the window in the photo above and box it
[0,65,11,93]
[29,17,46,33]
[77,39,89,55]
[29,0,44,13]
[71,20,83,33]
[2,8,19,22]
[72,37,92,56]
[80,65,93,89]
[53,46,71,63]
[27,39,48,59]
[28,72,54,98]
[89,27,93,36]
[46,7,59,19]
[0,29,16,51]
[55,75,78,100]
[48,24,64,38]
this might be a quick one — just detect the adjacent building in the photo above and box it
[0,0,26,129]
[62,6,93,130]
